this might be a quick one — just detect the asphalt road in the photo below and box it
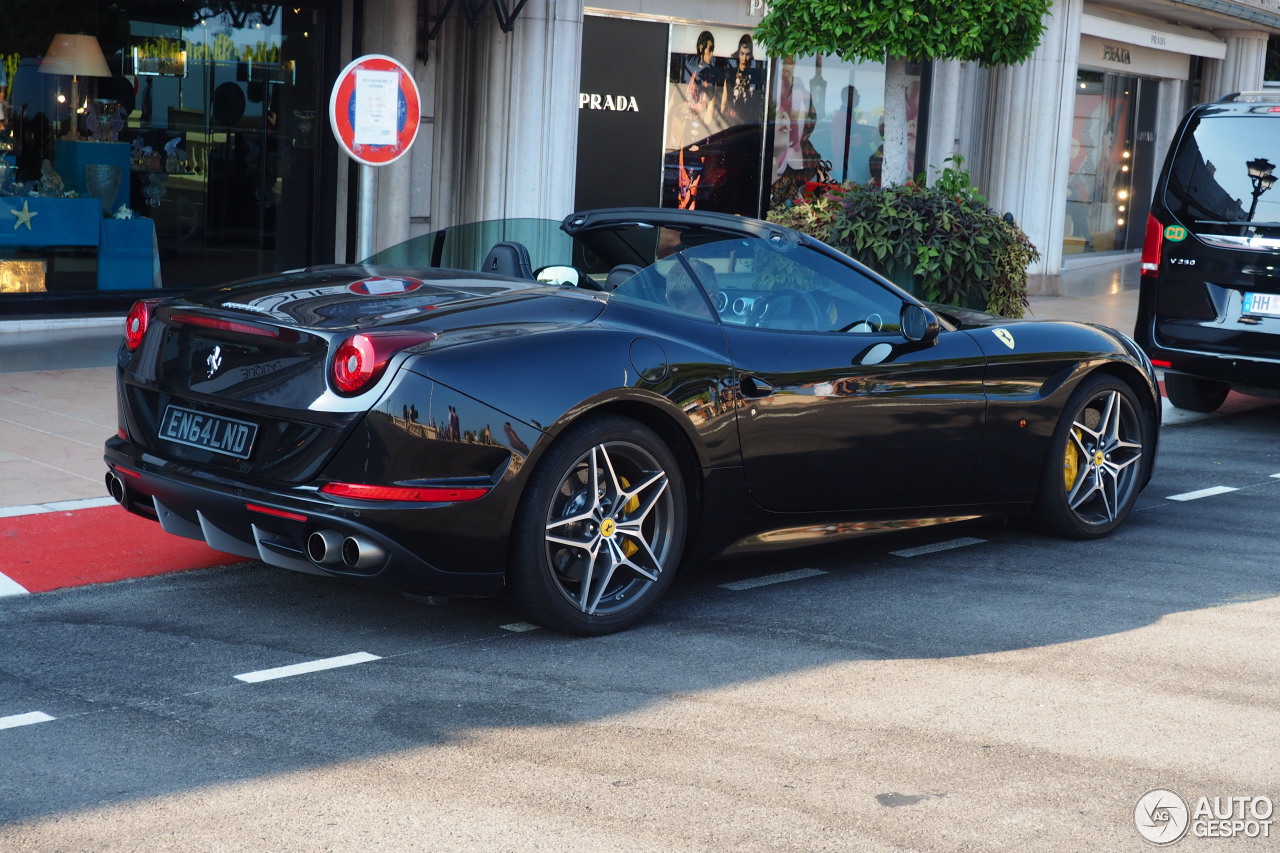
[2,401,1279,852]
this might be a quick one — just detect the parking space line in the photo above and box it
[233,652,382,683]
[1167,486,1240,502]
[0,712,55,730]
[891,537,987,558]
[720,568,827,591]
[501,622,539,632]
[1272,474,1280,479]
[0,571,29,598]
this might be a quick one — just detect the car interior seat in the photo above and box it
[604,264,644,292]
[481,242,536,280]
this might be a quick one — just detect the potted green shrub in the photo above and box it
[768,157,1036,319]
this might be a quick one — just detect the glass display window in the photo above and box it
[1066,70,1138,255]
[0,2,331,306]
[576,14,926,221]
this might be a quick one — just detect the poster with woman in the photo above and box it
[765,57,922,203]
[661,24,769,216]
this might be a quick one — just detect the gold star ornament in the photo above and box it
[10,200,38,231]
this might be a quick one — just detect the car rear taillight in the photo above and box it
[123,299,162,351]
[170,312,293,340]
[1140,214,1163,278]
[330,331,437,395]
[320,482,489,502]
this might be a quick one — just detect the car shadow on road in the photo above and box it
[2,406,1278,826]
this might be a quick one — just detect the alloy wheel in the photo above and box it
[1061,388,1144,527]
[542,440,677,616]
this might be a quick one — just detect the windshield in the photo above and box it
[361,218,914,332]
[1165,112,1280,244]
[611,237,908,332]
[361,218,573,270]
[360,218,684,285]
[360,217,774,288]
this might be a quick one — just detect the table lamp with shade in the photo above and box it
[39,33,111,141]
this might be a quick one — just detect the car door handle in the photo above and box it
[739,375,774,398]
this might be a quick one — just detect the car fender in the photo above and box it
[963,320,1160,503]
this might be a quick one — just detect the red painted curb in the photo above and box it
[1,506,236,593]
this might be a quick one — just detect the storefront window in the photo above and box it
[765,55,920,205]
[1065,70,1137,254]
[661,23,770,215]
[0,1,331,306]
[576,14,924,221]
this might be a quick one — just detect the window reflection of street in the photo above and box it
[737,515,983,548]
[390,399,530,476]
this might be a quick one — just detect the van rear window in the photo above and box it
[1165,114,1280,237]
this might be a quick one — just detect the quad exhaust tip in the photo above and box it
[307,530,386,570]
[341,534,385,570]
[306,530,344,565]
[105,472,125,504]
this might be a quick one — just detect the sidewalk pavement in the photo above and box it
[0,253,1145,513]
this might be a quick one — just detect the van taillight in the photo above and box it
[1140,215,1163,278]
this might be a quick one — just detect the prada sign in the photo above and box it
[575,16,669,210]
[579,93,640,112]
[1102,44,1132,64]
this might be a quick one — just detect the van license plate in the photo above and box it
[160,405,258,459]
[1243,292,1280,317]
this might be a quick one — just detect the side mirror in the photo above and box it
[900,303,940,344]
[536,265,580,287]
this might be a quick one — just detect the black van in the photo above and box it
[1135,91,1280,412]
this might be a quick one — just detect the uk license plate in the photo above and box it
[1242,291,1280,317]
[160,405,258,459]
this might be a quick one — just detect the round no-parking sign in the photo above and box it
[329,54,420,166]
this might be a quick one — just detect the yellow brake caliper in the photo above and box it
[1063,428,1081,491]
[618,477,640,558]
[1065,407,1102,492]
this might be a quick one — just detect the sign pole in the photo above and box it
[358,164,377,262]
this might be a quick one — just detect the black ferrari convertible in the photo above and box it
[104,208,1160,634]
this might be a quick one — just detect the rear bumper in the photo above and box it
[1141,341,1280,390]
[103,437,507,598]
[1135,315,1280,392]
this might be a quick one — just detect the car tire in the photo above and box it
[1164,373,1229,413]
[508,414,687,635]
[1033,374,1150,540]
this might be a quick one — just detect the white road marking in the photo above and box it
[891,537,987,558]
[0,571,29,598]
[0,497,117,519]
[0,712,55,730]
[501,622,540,632]
[234,652,382,683]
[720,568,827,591]
[1272,473,1280,479]
[1167,486,1239,502]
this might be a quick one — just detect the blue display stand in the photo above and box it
[0,196,158,290]
[0,197,100,247]
[98,218,157,290]
[53,140,131,214]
